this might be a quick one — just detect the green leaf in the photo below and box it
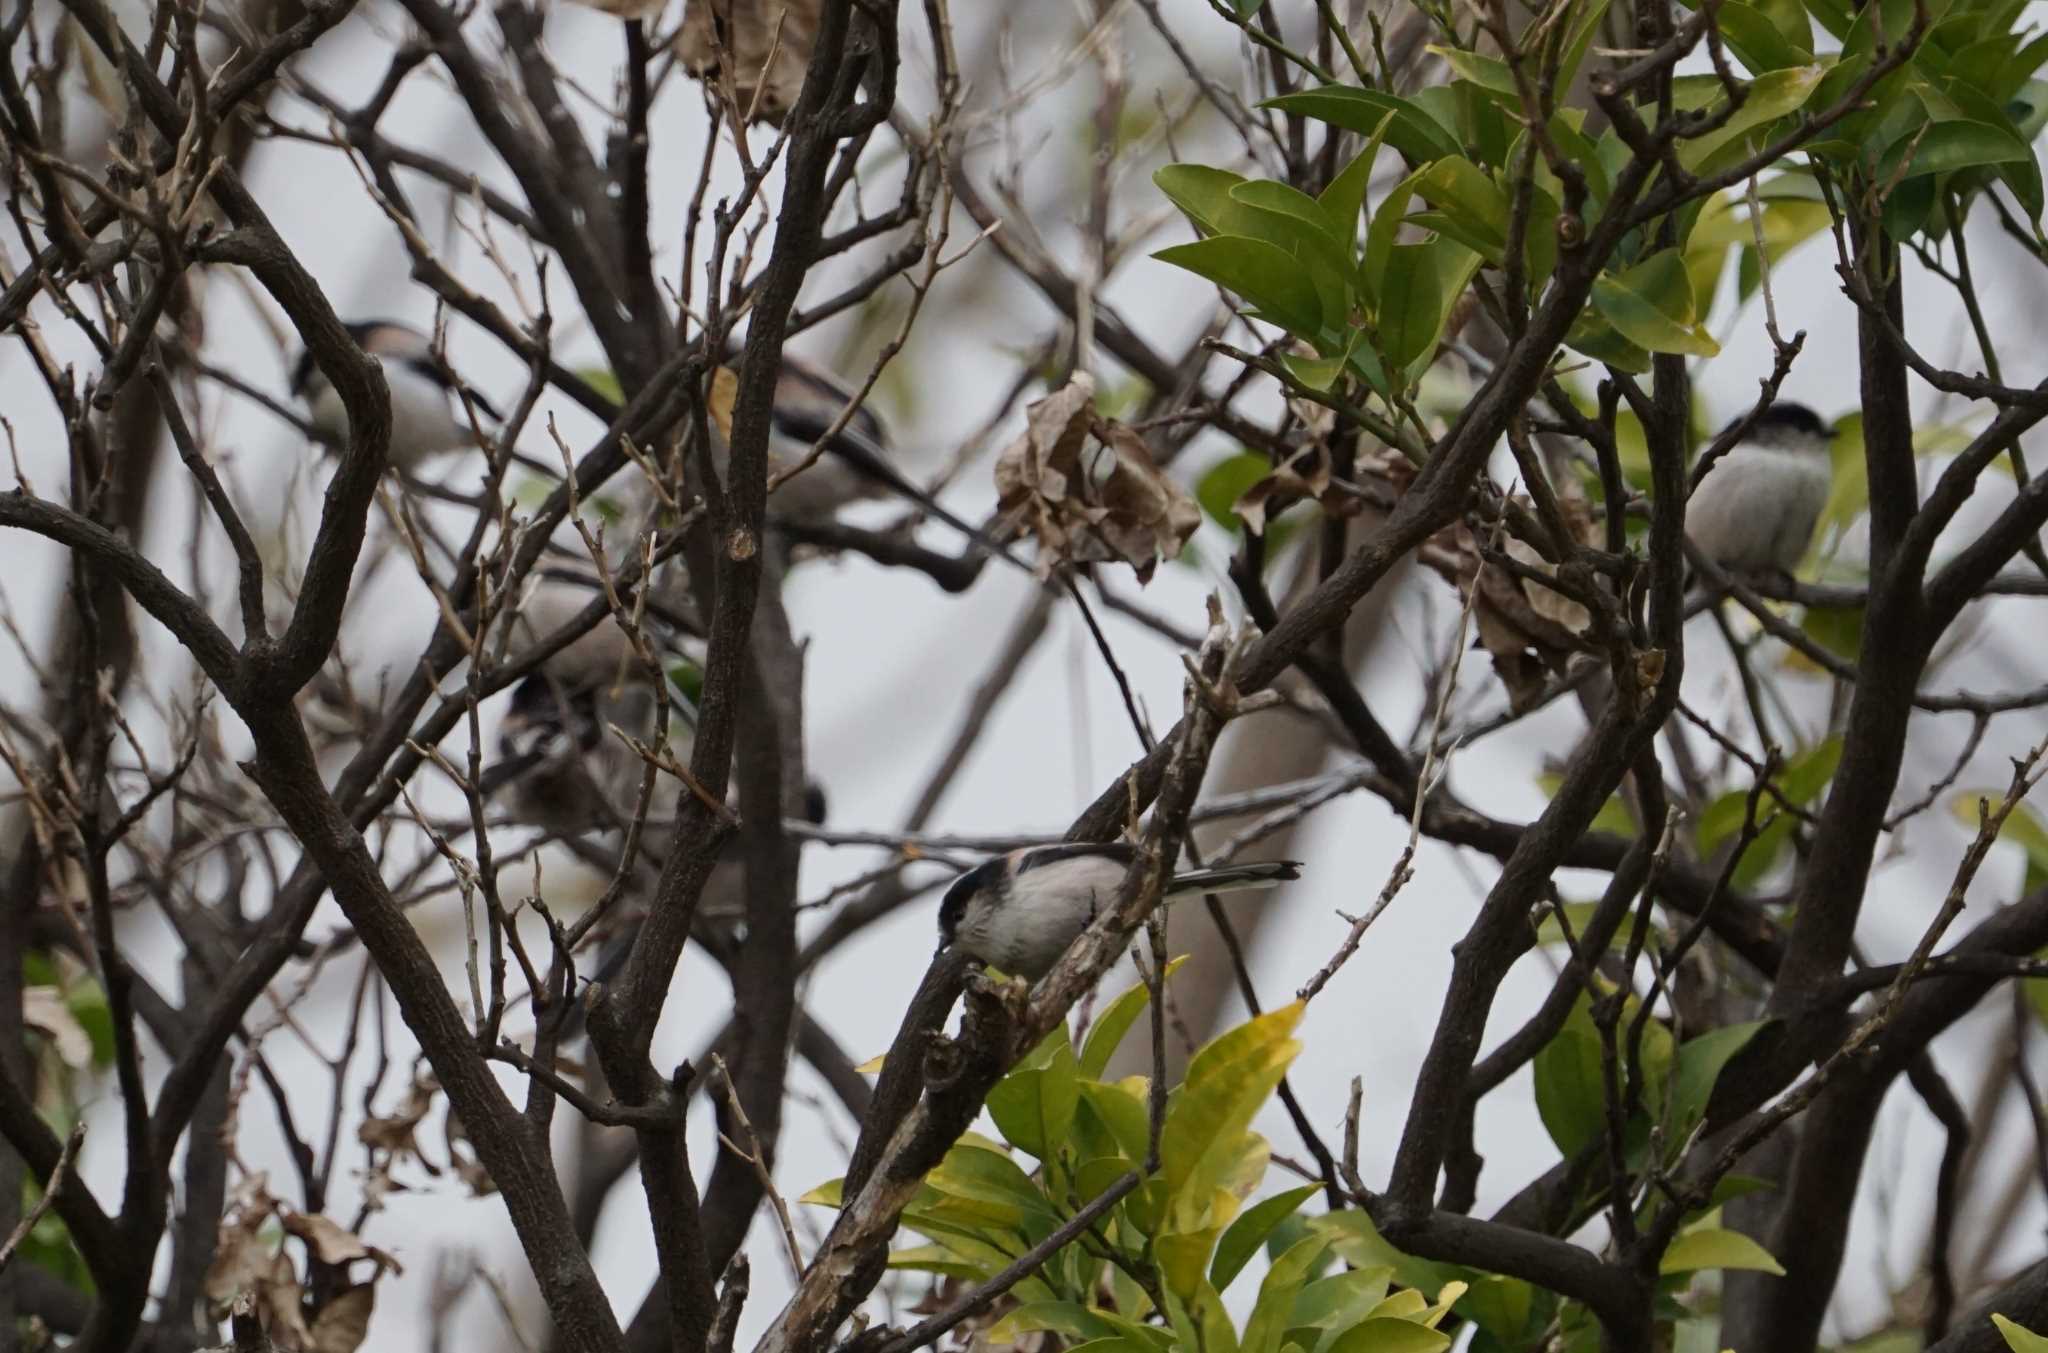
[1154,237,1325,338]
[1993,1313,2048,1352]
[986,1025,1080,1160]
[1156,164,1251,234]
[926,1144,1058,1220]
[1676,64,1826,170]
[1413,157,1510,261]
[1311,1212,1470,1299]
[1670,1021,1770,1133]
[1659,1226,1787,1275]
[1244,1236,1334,1353]
[1161,1003,1305,1216]
[1078,957,1189,1078]
[1212,1185,1323,1291]
[1713,2,1815,71]
[1318,120,1394,242]
[1324,1320,1452,1353]
[1232,181,1355,268]
[1880,118,2034,181]
[1362,166,1426,305]
[1594,249,1720,357]
[985,1301,1124,1347]
[1430,44,1520,101]
[1533,1015,1606,1160]
[1289,1267,1397,1353]
[1262,88,1464,166]
[1555,0,1616,98]
[1378,244,1445,370]
[577,367,623,406]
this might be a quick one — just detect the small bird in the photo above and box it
[291,319,499,472]
[487,671,668,838]
[939,844,1302,979]
[730,346,1025,566]
[1686,402,1835,579]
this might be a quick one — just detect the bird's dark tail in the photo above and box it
[1163,860,1303,898]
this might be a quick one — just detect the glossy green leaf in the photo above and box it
[1318,119,1394,241]
[1156,164,1253,235]
[1716,2,1816,70]
[1676,64,1826,170]
[1311,1212,1470,1299]
[1379,244,1446,370]
[1430,44,1519,101]
[1262,88,1464,166]
[1324,1319,1451,1353]
[1532,1013,1606,1159]
[987,1025,1080,1160]
[985,1301,1124,1347]
[1413,157,1509,260]
[1555,0,1616,98]
[1593,250,1721,357]
[1244,1235,1334,1353]
[1154,237,1325,337]
[1079,957,1189,1079]
[1659,1226,1787,1275]
[1289,1267,1396,1353]
[1213,1185,1323,1291]
[1891,117,2034,183]
[1670,1020,1770,1133]
[1162,1003,1304,1220]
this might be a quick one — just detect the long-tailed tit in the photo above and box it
[1687,402,1834,579]
[291,320,499,472]
[727,348,1023,565]
[939,844,1302,979]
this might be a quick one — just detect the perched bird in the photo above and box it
[291,319,499,472]
[728,346,1024,566]
[939,844,1302,980]
[1686,402,1835,579]
[487,670,667,839]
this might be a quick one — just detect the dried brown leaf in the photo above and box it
[674,0,819,125]
[309,1283,376,1353]
[205,1174,282,1307]
[993,376,1200,583]
[282,1211,402,1276]
[263,1251,314,1352]
[356,1069,439,1174]
[1231,445,1335,535]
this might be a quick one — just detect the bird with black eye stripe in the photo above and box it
[290,319,501,473]
[939,844,1302,980]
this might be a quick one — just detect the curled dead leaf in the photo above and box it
[356,1068,439,1175]
[308,1283,376,1353]
[674,0,820,125]
[1231,444,1334,536]
[1505,537,1593,636]
[282,1211,402,1276]
[993,375,1201,583]
[1418,521,1595,713]
[206,1174,283,1308]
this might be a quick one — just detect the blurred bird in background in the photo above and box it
[291,319,500,472]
